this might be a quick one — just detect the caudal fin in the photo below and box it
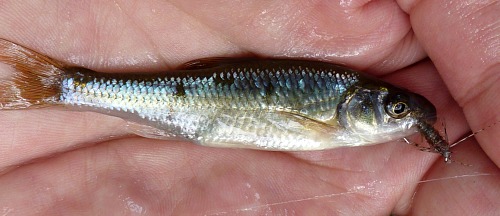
[0,38,65,109]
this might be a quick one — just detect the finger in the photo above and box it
[0,137,395,215]
[0,0,425,72]
[168,0,427,72]
[411,139,500,215]
[0,111,126,170]
[0,0,242,70]
[410,0,500,165]
[406,0,500,214]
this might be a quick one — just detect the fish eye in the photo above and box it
[385,94,410,118]
[392,102,408,115]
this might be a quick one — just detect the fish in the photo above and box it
[0,38,441,154]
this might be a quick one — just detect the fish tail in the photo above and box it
[0,38,65,109]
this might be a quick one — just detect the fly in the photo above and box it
[404,120,499,163]
[404,121,452,163]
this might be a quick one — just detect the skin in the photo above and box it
[0,0,498,215]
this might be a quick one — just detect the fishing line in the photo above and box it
[203,171,498,216]
[450,120,499,148]
[414,172,498,184]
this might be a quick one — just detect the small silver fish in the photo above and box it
[0,38,440,153]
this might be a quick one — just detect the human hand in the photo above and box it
[0,1,498,215]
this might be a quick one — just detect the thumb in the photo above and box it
[410,0,500,166]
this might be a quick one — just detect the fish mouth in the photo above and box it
[410,93,437,124]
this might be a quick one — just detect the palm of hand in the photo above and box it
[0,1,498,215]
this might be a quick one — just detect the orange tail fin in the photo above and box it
[0,38,65,109]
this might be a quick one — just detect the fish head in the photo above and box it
[338,83,437,144]
[383,89,437,126]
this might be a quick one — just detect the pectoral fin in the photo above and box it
[276,111,339,133]
[125,122,183,140]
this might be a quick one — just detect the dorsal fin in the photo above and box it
[177,57,258,70]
